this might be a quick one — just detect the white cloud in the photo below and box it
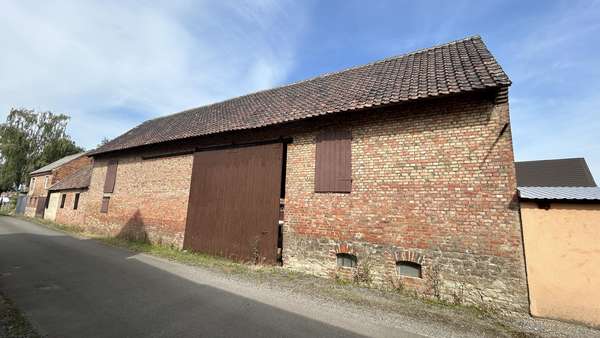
[0,0,307,148]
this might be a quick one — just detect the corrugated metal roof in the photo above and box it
[518,187,600,201]
[30,152,88,175]
[515,158,596,187]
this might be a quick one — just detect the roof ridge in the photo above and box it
[92,35,510,156]
[146,35,484,124]
[516,157,586,163]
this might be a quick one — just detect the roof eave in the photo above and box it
[89,85,506,157]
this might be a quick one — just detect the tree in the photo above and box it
[40,138,83,165]
[97,137,111,148]
[0,108,83,191]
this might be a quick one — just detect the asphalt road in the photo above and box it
[0,217,421,338]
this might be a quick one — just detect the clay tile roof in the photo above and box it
[515,158,597,187]
[91,35,510,155]
[48,165,92,191]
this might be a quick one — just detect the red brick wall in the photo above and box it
[27,174,52,197]
[25,174,51,217]
[282,92,529,311]
[25,155,90,218]
[84,154,193,246]
[83,90,528,311]
[54,190,87,226]
[51,156,91,185]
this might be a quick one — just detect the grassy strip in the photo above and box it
[0,292,40,338]
[97,236,253,275]
[16,215,263,276]
[16,215,536,337]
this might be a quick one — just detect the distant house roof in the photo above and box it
[515,158,596,187]
[90,35,510,156]
[48,165,92,191]
[30,152,88,176]
[518,187,600,201]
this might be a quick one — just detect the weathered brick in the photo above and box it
[54,190,87,226]
[81,91,529,312]
[282,93,529,311]
[84,154,193,246]
[25,155,91,217]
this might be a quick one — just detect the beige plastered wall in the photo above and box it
[44,193,60,221]
[521,201,600,327]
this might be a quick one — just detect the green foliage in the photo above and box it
[97,137,111,148]
[0,108,83,191]
[40,138,83,165]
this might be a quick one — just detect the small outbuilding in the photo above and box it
[516,158,600,327]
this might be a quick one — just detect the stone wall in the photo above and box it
[24,203,36,218]
[282,93,529,311]
[84,154,193,247]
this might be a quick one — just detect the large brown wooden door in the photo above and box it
[183,143,283,264]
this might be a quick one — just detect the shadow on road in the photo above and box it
[0,217,366,338]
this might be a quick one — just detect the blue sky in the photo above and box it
[1,1,599,178]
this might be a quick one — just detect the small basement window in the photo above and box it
[60,194,66,208]
[73,193,80,210]
[100,197,110,213]
[396,261,422,278]
[336,253,357,268]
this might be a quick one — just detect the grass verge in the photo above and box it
[0,292,40,338]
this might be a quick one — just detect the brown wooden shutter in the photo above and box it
[100,197,110,213]
[103,160,118,193]
[315,129,352,193]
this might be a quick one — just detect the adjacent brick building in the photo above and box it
[47,165,92,226]
[83,36,529,311]
[25,152,90,218]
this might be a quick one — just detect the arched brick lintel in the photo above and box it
[394,250,424,265]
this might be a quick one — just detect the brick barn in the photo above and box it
[85,36,529,311]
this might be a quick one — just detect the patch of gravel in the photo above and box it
[193,264,600,338]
